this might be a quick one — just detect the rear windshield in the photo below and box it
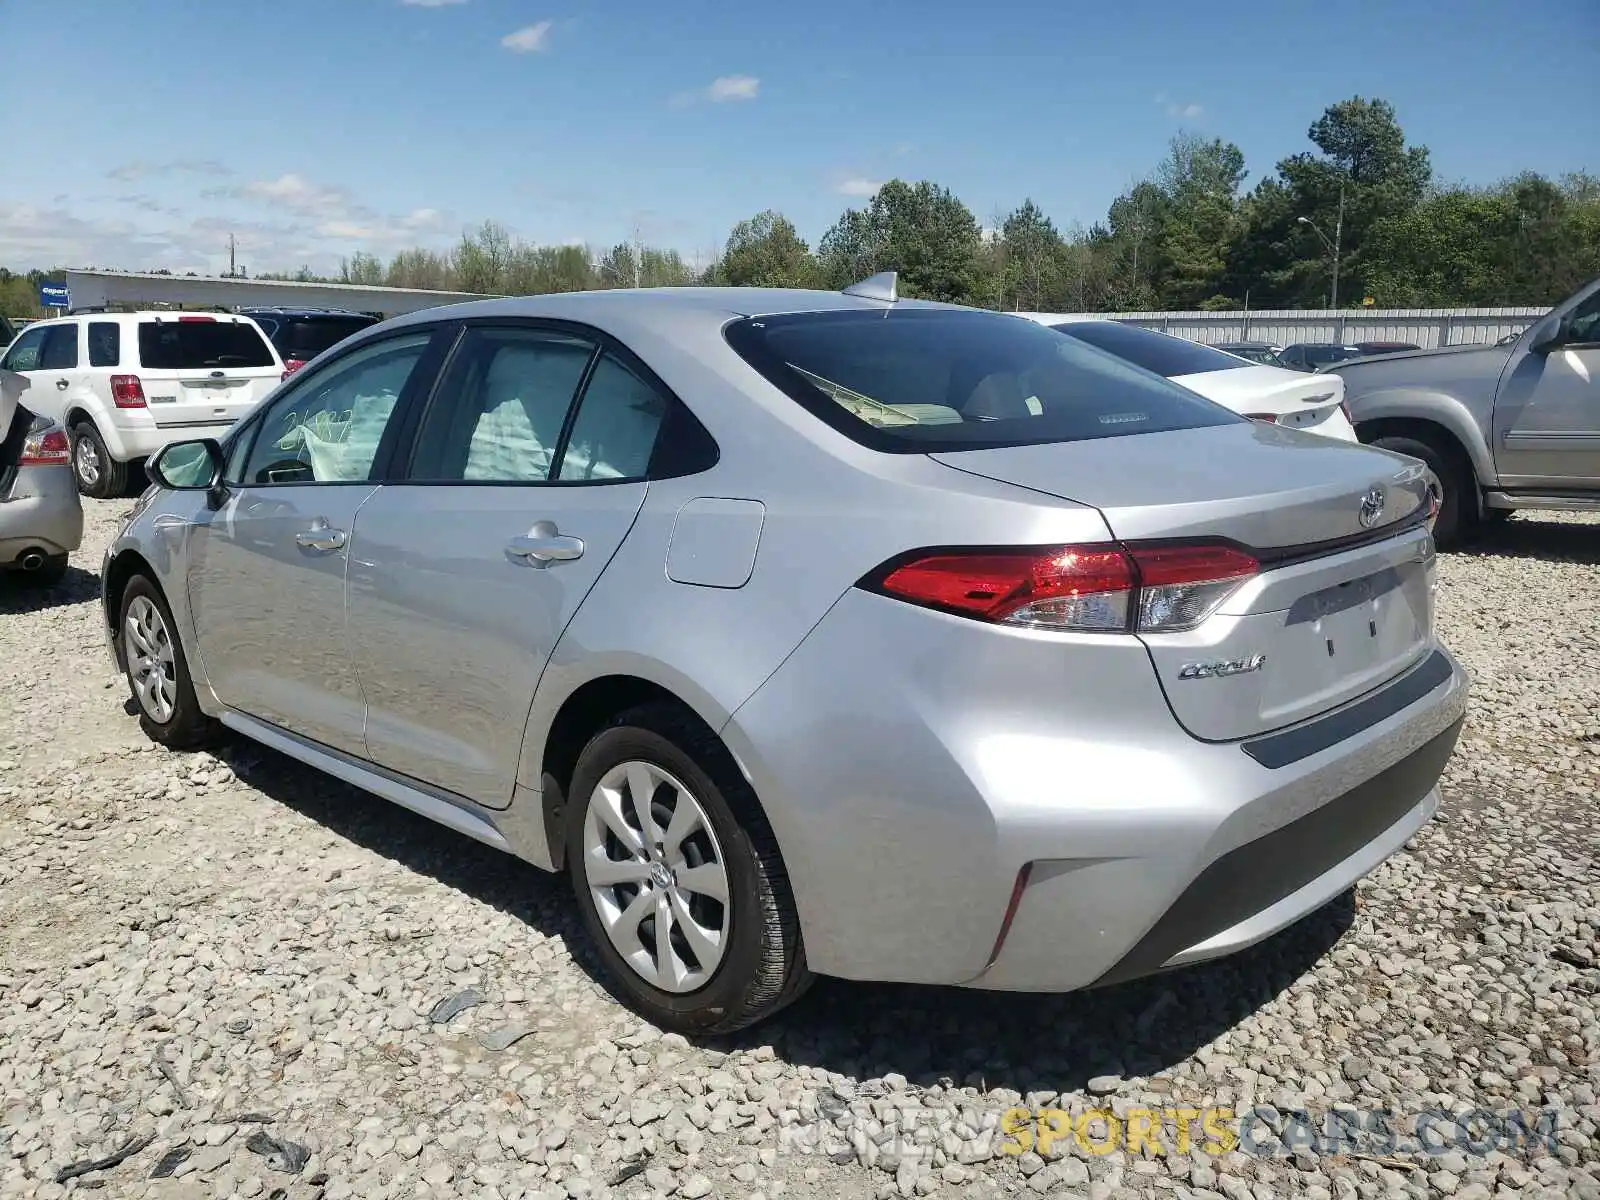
[724,309,1238,453]
[138,320,275,370]
[1051,321,1251,377]
[275,316,377,361]
[1300,345,1363,367]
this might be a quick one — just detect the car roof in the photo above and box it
[237,307,376,318]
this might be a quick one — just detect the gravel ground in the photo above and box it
[1,499,1596,1200]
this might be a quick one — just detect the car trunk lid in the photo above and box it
[931,422,1438,741]
[134,316,282,429]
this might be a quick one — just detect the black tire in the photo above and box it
[16,554,68,587]
[565,704,812,1034]
[71,421,129,500]
[117,574,220,750]
[1370,432,1473,548]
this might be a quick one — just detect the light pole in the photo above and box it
[1297,183,1344,309]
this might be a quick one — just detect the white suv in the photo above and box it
[0,312,284,497]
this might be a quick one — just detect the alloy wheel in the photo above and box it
[125,595,177,723]
[581,760,731,993]
[75,435,101,489]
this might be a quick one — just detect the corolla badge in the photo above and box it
[1358,485,1386,528]
[1177,654,1266,680]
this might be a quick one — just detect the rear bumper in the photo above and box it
[100,418,237,464]
[726,588,1468,990]
[0,465,84,562]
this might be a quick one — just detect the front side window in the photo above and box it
[238,333,431,484]
[88,321,121,368]
[138,319,275,370]
[410,327,594,482]
[725,309,1238,453]
[39,325,79,370]
[1051,321,1251,378]
[0,325,47,371]
[557,353,668,481]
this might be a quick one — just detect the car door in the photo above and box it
[1,325,59,422]
[345,322,670,807]
[184,328,446,755]
[1492,282,1600,488]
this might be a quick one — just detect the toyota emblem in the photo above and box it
[1358,486,1386,528]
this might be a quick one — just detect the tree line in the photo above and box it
[5,97,1596,319]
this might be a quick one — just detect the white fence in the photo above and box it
[1044,307,1550,349]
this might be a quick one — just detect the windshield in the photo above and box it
[138,319,275,369]
[724,309,1238,453]
[1051,321,1252,377]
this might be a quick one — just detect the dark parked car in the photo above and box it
[1352,341,1421,357]
[237,307,380,378]
[1279,342,1367,371]
[1213,341,1286,366]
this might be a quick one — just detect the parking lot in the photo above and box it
[1,500,1596,1200]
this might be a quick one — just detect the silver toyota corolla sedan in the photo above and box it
[100,277,1468,1033]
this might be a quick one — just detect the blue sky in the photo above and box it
[1,0,1594,275]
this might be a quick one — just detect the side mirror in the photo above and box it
[148,438,225,495]
[1527,313,1568,355]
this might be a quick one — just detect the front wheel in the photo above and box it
[565,706,811,1034]
[118,574,220,750]
[72,422,129,500]
[1369,433,1472,548]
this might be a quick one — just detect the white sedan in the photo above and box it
[1015,315,1358,442]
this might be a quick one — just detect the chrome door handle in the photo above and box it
[55,378,69,390]
[295,527,347,552]
[506,520,584,567]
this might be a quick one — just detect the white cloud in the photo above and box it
[240,173,353,218]
[400,0,466,6]
[671,74,760,107]
[500,21,553,53]
[835,178,882,198]
[107,160,232,183]
[1156,95,1204,119]
[706,75,760,102]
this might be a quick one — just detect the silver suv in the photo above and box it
[102,284,1468,1032]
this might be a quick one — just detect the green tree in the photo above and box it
[818,180,982,302]
[714,211,820,288]
[997,200,1064,312]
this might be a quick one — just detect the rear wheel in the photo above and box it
[118,574,220,750]
[71,421,128,500]
[1369,433,1472,548]
[566,705,811,1034]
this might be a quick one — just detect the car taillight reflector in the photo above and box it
[1243,412,1279,424]
[867,542,1258,634]
[19,428,70,465]
[282,359,306,380]
[178,314,215,322]
[110,375,146,408]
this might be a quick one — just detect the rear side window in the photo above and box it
[39,325,78,370]
[1051,322,1250,378]
[725,309,1238,453]
[557,353,668,481]
[88,321,121,367]
[137,319,275,370]
[409,327,594,482]
[277,316,377,362]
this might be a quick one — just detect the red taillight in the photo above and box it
[110,375,146,408]
[868,542,1259,634]
[1340,400,1354,427]
[281,358,306,381]
[1243,412,1279,424]
[19,428,70,466]
[178,314,215,322]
